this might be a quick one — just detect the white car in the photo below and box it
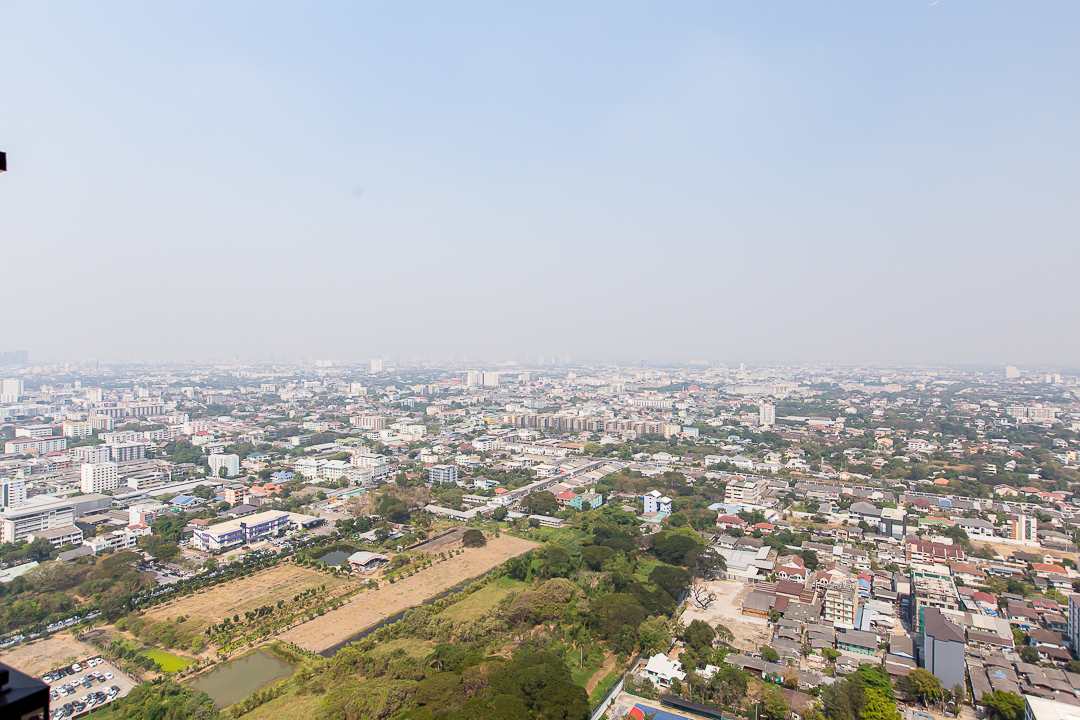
[43,675,53,683]
[104,672,113,680]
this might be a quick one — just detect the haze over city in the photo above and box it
[2,3,1079,365]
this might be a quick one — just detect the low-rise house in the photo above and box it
[642,655,685,688]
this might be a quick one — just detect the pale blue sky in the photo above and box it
[2,2,1079,365]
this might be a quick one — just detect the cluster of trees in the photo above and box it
[112,678,218,720]
[0,550,148,632]
[137,534,180,562]
[821,665,901,720]
[0,536,59,566]
[301,645,589,720]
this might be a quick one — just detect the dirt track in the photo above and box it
[279,534,538,653]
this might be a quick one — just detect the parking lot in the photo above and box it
[41,655,138,718]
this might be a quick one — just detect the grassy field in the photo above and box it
[140,648,193,672]
[440,576,524,623]
[567,646,606,687]
[634,557,660,583]
[230,685,321,720]
[369,638,435,659]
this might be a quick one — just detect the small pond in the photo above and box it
[189,647,295,708]
[316,550,351,566]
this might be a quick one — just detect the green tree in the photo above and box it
[983,690,1025,720]
[683,619,716,652]
[649,565,691,599]
[638,616,671,656]
[462,529,486,547]
[759,686,789,720]
[519,491,559,516]
[898,668,942,706]
[760,645,779,663]
[588,594,645,638]
[860,689,901,720]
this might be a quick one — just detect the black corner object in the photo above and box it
[0,661,50,720]
[0,151,6,171]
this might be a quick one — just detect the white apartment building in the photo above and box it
[759,403,776,427]
[72,445,112,464]
[643,490,673,515]
[295,458,326,479]
[90,415,114,431]
[472,436,499,452]
[429,465,458,484]
[725,480,763,505]
[208,453,241,478]
[320,459,352,481]
[350,452,390,481]
[0,477,26,508]
[62,421,93,439]
[107,441,148,463]
[370,358,383,372]
[351,415,386,431]
[483,372,500,387]
[1,378,24,403]
[81,462,119,494]
[16,424,55,438]
[4,436,67,454]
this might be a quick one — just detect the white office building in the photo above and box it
[81,462,119,494]
[208,453,241,478]
[0,496,77,544]
[759,403,776,427]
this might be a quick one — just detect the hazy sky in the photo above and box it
[2,3,1079,366]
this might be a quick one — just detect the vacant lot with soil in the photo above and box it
[411,527,470,553]
[141,564,351,631]
[280,533,538,653]
[0,633,103,678]
[680,580,771,652]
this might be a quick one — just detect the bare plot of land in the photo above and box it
[280,534,538,653]
[141,564,351,631]
[0,634,103,678]
[411,527,469,553]
[680,580,771,652]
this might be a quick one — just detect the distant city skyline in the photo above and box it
[3,3,1079,364]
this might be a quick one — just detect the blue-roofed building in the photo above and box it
[271,471,295,481]
[171,494,203,508]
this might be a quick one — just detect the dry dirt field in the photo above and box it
[280,533,538,653]
[0,633,102,677]
[140,564,352,631]
[680,580,771,652]
[412,527,470,553]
